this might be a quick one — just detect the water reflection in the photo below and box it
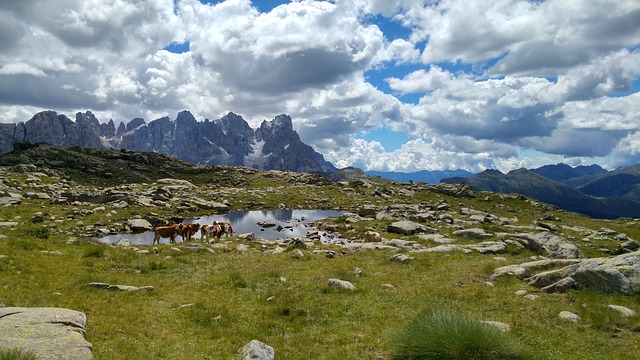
[97,209,343,245]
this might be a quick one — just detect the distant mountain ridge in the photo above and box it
[442,163,640,219]
[365,169,475,184]
[0,110,337,174]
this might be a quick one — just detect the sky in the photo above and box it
[0,0,639,173]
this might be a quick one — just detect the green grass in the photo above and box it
[1,166,640,359]
[0,348,39,360]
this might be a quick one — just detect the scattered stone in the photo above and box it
[236,244,249,252]
[515,290,527,296]
[290,249,304,258]
[237,340,275,360]
[559,311,580,322]
[417,234,457,244]
[452,228,492,239]
[480,320,510,332]
[607,305,637,317]
[82,282,155,292]
[114,238,131,247]
[354,267,362,277]
[327,278,356,290]
[388,254,414,263]
[238,233,255,241]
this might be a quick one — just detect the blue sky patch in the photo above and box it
[356,127,409,152]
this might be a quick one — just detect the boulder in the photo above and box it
[0,307,93,359]
[126,219,153,233]
[237,340,274,360]
[387,220,426,235]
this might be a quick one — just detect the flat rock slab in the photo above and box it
[0,307,93,359]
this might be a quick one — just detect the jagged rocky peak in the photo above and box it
[176,110,197,124]
[101,119,116,138]
[256,114,297,142]
[126,118,146,132]
[217,112,254,135]
[116,122,126,136]
[75,111,99,127]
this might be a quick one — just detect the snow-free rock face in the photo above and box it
[0,111,337,174]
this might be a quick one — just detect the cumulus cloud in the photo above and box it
[0,0,638,173]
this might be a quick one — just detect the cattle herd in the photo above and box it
[152,221,234,245]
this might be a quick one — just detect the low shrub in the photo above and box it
[23,227,50,239]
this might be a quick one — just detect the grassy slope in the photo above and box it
[1,165,639,359]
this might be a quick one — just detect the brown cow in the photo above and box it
[201,222,225,243]
[153,224,181,245]
[215,221,235,238]
[179,223,200,243]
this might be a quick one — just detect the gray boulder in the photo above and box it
[0,307,93,359]
[387,220,427,235]
[126,218,153,233]
[237,339,274,360]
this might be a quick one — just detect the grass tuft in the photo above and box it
[389,306,528,360]
[82,244,107,258]
[0,348,39,360]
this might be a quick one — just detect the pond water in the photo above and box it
[97,209,343,245]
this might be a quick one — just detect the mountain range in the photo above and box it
[3,109,640,219]
[0,110,337,174]
[441,163,640,219]
[365,169,475,184]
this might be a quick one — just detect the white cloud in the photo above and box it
[0,0,637,174]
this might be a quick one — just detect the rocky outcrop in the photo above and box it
[491,251,640,294]
[0,110,337,174]
[0,307,93,359]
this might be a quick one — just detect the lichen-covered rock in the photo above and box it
[0,307,93,359]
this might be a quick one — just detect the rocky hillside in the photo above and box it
[0,110,337,174]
